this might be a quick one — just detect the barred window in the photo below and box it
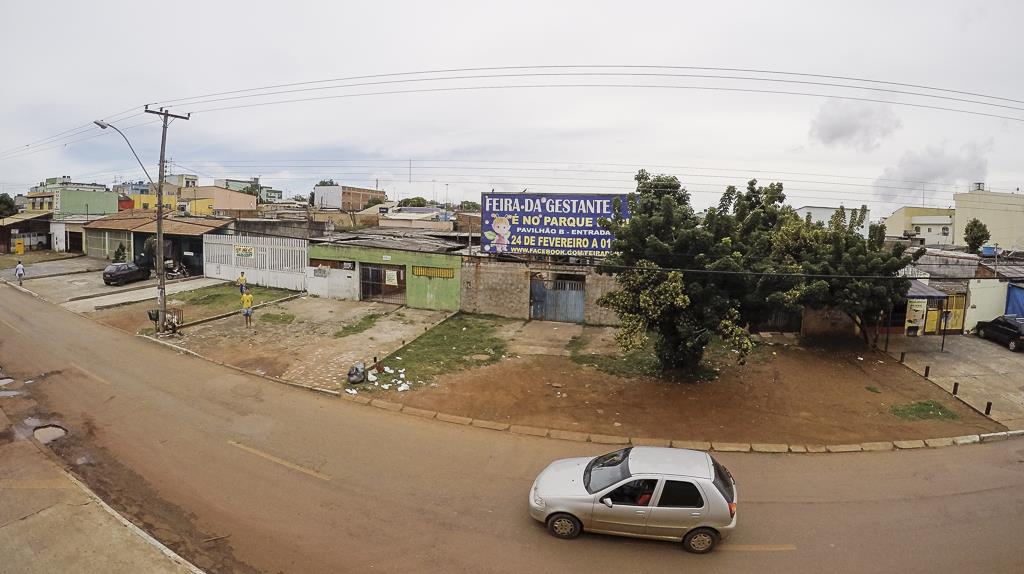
[412,266,454,278]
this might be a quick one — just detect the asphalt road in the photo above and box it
[2,282,1023,574]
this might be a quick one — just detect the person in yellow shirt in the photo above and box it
[237,272,247,294]
[240,287,254,328]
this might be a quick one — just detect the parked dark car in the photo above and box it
[976,315,1024,351]
[102,262,151,286]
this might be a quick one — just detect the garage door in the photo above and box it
[67,231,83,253]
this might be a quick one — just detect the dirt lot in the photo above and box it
[162,297,450,390]
[89,283,293,334]
[0,249,79,270]
[369,320,1004,444]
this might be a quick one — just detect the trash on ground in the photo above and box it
[397,383,410,392]
[0,378,14,386]
[857,356,864,361]
[0,391,21,398]
[347,362,366,384]
[344,389,358,396]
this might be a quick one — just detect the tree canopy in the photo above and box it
[0,193,15,218]
[365,196,387,209]
[398,196,428,207]
[457,200,481,212]
[963,218,991,253]
[599,169,921,373]
[317,179,337,187]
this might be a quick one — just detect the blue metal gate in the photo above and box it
[530,278,585,323]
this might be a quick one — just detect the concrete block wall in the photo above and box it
[460,257,621,325]
[460,258,531,319]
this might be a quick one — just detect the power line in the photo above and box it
[176,83,1024,124]
[149,64,1024,108]
[156,71,1024,114]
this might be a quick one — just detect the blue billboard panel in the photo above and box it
[480,192,629,257]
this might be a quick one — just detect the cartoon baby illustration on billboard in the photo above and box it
[484,215,513,252]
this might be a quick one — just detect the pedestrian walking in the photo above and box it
[236,271,247,294]
[14,261,25,286]
[240,286,254,328]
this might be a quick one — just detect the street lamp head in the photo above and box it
[93,120,110,129]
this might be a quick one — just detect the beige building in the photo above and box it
[954,186,1024,250]
[882,206,955,245]
[178,186,257,217]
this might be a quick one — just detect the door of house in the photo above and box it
[67,231,83,253]
[946,294,966,331]
[360,263,406,305]
[529,275,585,323]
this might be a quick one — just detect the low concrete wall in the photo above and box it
[459,257,620,325]
[305,265,359,300]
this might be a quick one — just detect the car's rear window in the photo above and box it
[711,458,735,503]
[105,264,126,272]
[584,448,632,494]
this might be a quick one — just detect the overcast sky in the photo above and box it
[2,0,1022,218]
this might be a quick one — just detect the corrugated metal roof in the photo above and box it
[980,261,1024,279]
[906,279,949,299]
[0,210,52,226]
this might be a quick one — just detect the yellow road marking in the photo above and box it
[70,362,112,385]
[0,317,22,334]
[721,544,797,552]
[228,440,331,482]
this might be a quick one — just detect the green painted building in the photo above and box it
[308,237,463,311]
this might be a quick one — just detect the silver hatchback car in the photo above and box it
[529,446,737,553]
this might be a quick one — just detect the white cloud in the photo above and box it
[809,99,902,152]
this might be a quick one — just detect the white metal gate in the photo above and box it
[203,234,307,291]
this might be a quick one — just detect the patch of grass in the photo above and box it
[137,327,155,336]
[890,400,959,421]
[334,313,382,338]
[567,333,662,378]
[170,284,291,315]
[378,313,512,382]
[866,385,882,394]
[0,250,77,269]
[259,312,295,325]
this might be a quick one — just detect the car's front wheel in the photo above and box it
[683,528,719,554]
[1010,340,1019,352]
[546,513,582,539]
[978,328,986,339]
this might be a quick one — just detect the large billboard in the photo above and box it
[480,192,629,257]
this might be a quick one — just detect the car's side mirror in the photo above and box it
[601,497,613,508]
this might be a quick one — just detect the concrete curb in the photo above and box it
[132,333,1024,455]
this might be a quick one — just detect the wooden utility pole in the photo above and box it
[143,106,190,333]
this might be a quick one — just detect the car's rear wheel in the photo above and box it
[683,528,719,554]
[1010,340,1019,352]
[546,513,582,539]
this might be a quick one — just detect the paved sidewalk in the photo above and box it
[887,334,1024,430]
[0,410,201,573]
[61,277,225,313]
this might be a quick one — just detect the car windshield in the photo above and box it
[104,264,126,272]
[583,448,632,494]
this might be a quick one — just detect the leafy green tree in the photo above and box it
[598,170,761,372]
[0,193,15,218]
[457,200,481,212]
[317,179,337,186]
[113,242,127,263]
[364,196,387,209]
[775,207,924,345]
[398,196,428,207]
[290,194,307,202]
[963,218,990,253]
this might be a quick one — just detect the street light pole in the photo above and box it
[143,107,190,333]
